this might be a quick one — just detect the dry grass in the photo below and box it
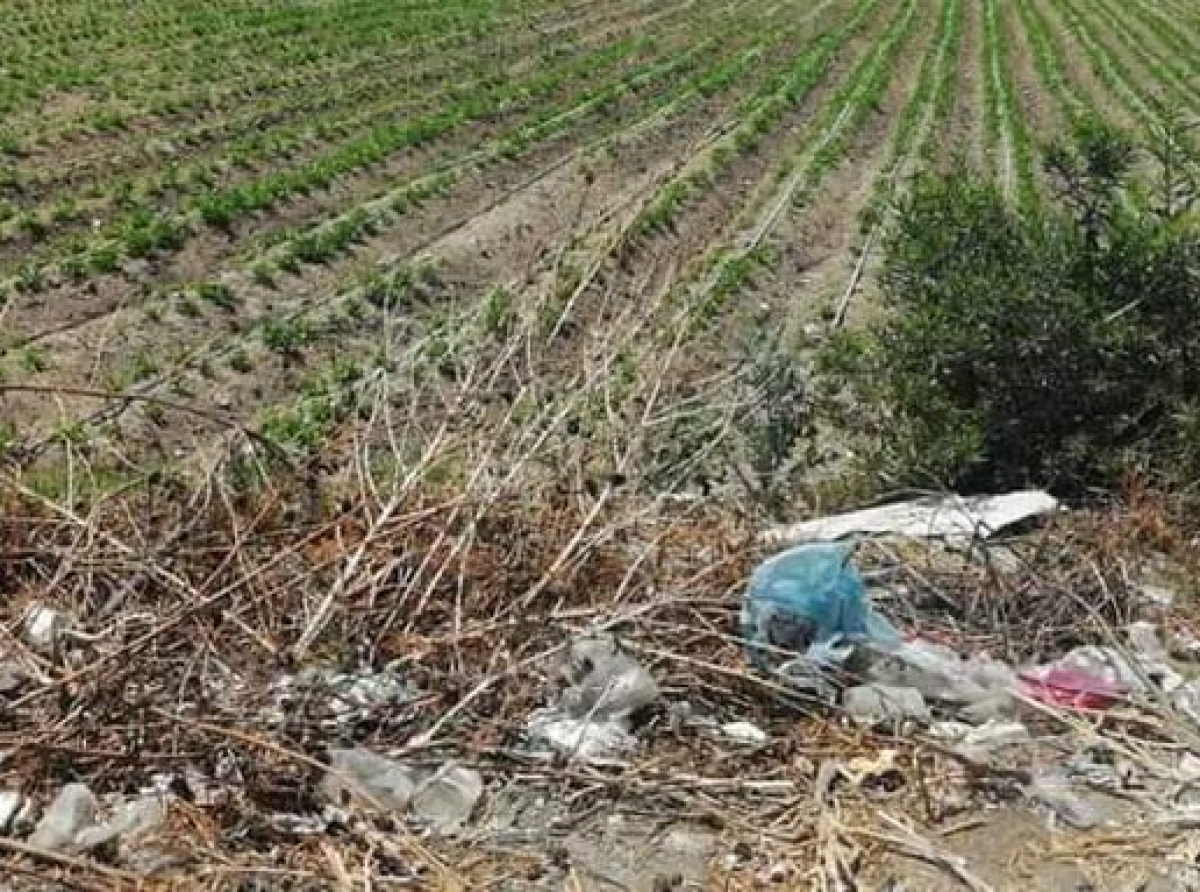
[1,425,1198,890]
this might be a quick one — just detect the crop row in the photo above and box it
[0,0,603,146]
[0,6,756,292]
[631,0,886,237]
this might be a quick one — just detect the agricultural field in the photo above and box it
[2,0,1192,483]
[2,0,1200,888]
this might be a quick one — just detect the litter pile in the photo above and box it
[1,482,1198,889]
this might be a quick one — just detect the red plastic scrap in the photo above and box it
[1018,666,1127,710]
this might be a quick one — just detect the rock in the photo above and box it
[29,784,99,851]
[409,765,483,834]
[844,684,929,727]
[720,720,768,748]
[74,795,166,851]
[321,748,416,812]
[24,605,69,653]
[122,258,154,281]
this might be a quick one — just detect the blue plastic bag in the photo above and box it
[741,542,898,672]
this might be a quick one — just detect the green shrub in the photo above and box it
[830,118,1200,494]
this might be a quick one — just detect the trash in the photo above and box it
[0,663,27,695]
[409,764,483,835]
[558,633,659,721]
[867,640,1017,720]
[1169,629,1200,663]
[1062,750,1140,790]
[322,748,417,812]
[74,795,166,851]
[1180,753,1200,780]
[524,633,659,763]
[268,813,329,835]
[762,490,1059,545]
[1019,663,1127,710]
[1023,771,1105,829]
[320,748,482,834]
[1019,642,1181,710]
[843,684,929,727]
[26,786,167,855]
[930,719,1031,762]
[525,710,639,761]
[755,860,797,884]
[1136,582,1176,612]
[1070,644,1181,694]
[844,749,905,790]
[720,720,768,748]
[0,792,32,835]
[1173,678,1200,725]
[29,784,99,851]
[24,605,70,653]
[271,663,413,727]
[742,542,898,676]
[1128,621,1170,663]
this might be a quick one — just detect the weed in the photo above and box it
[261,317,314,356]
[228,349,253,373]
[194,281,237,311]
[480,286,515,338]
[16,344,50,373]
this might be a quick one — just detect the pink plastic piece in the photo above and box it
[1019,666,1127,710]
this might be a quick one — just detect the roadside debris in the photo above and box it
[74,795,167,851]
[0,792,34,836]
[320,747,482,834]
[270,663,413,728]
[29,786,169,855]
[1024,771,1107,830]
[524,633,659,762]
[322,747,417,812]
[762,490,1059,545]
[3,462,1196,890]
[742,542,898,678]
[23,604,71,653]
[720,720,769,748]
[929,719,1031,763]
[1020,661,1128,709]
[29,784,98,851]
[866,639,1018,721]
[844,684,929,727]
[409,764,485,834]
[0,661,29,695]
